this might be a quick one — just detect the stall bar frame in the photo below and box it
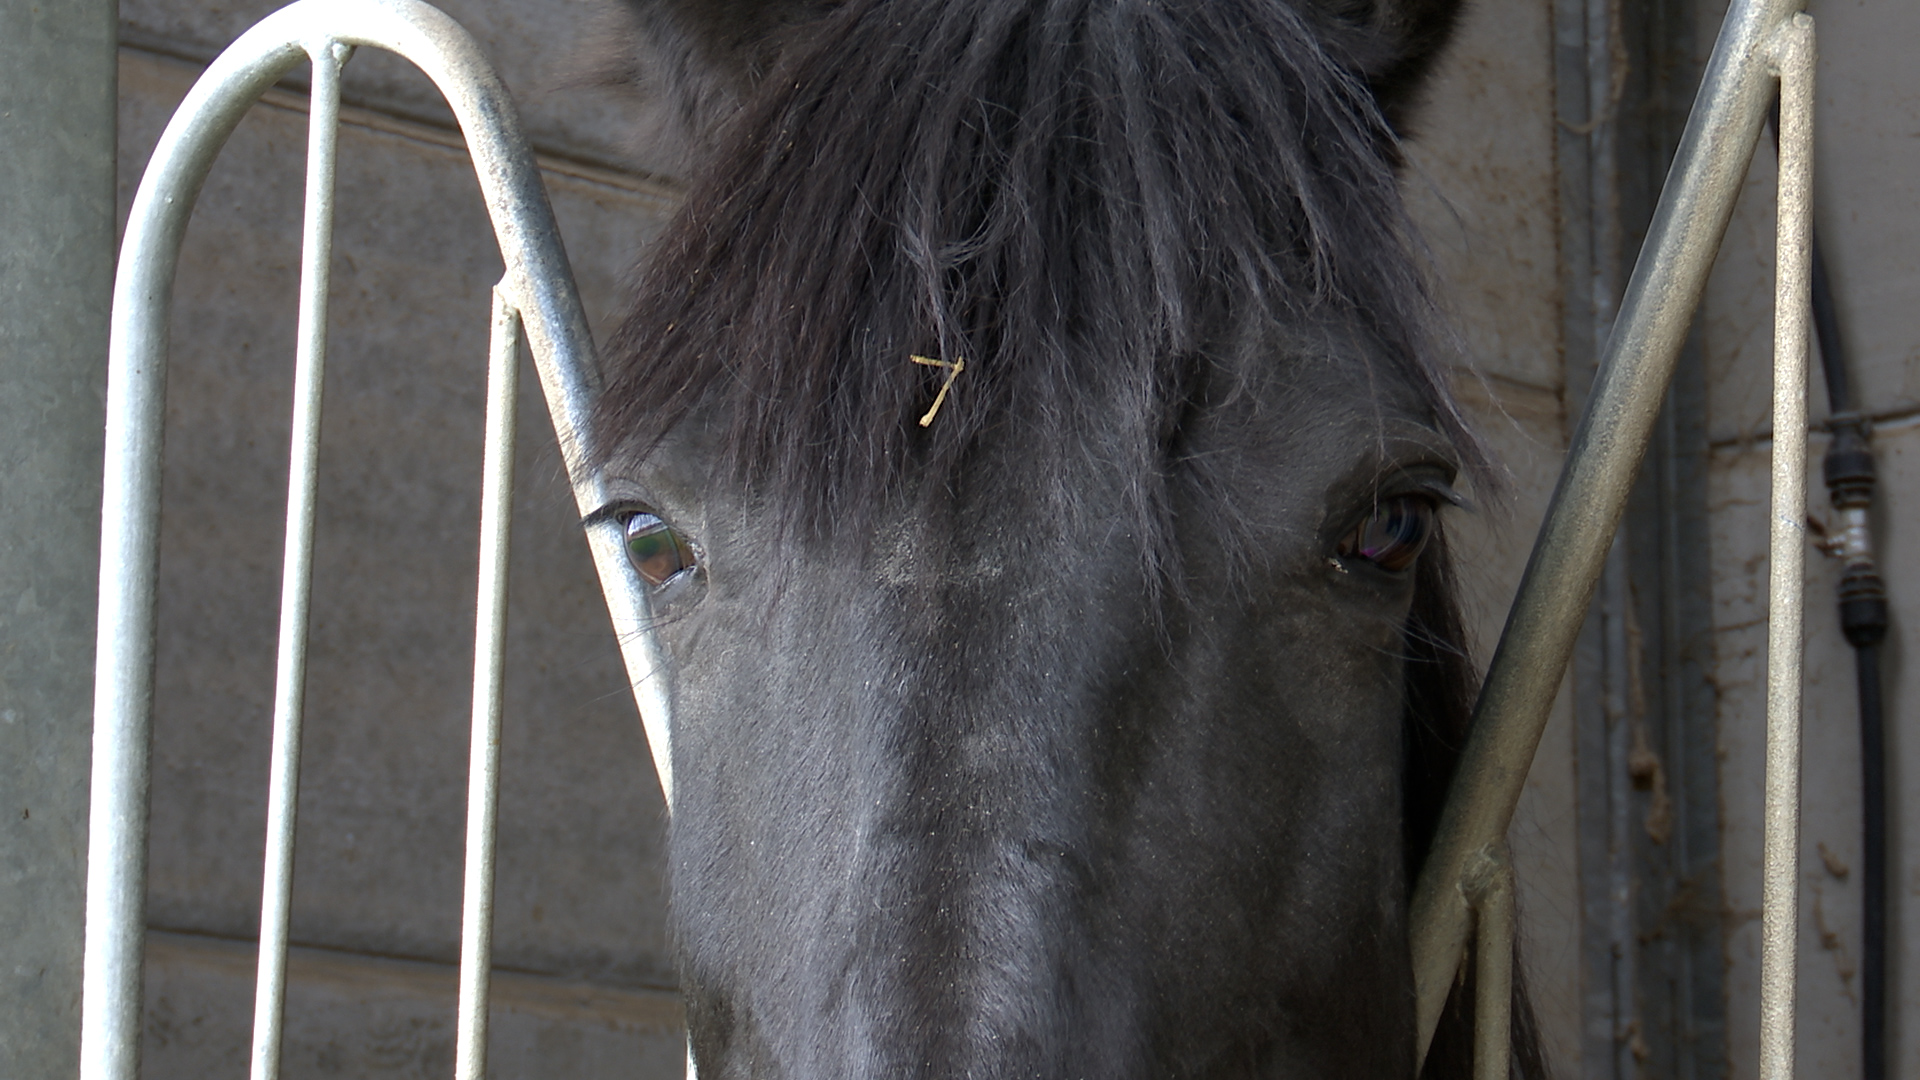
[78,0,1820,1076]
[1409,1,1815,1076]
[77,3,672,1079]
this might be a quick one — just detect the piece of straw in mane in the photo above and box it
[596,0,1470,542]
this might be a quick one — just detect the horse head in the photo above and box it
[593,1,1536,1075]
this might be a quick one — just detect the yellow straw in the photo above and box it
[909,354,966,427]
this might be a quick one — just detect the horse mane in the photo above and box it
[595,0,1478,545]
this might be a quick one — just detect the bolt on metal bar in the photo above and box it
[453,288,522,1080]
[1469,844,1515,1080]
[1408,0,1809,1065]
[82,2,673,1076]
[247,39,349,1080]
[1761,15,1815,1080]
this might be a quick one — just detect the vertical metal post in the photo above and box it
[454,288,522,1080]
[1760,15,1814,1080]
[248,39,350,1080]
[1470,845,1515,1080]
[0,4,116,1080]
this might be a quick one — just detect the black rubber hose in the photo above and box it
[1812,237,1889,1080]
[1857,642,1887,1080]
[1811,228,1853,414]
[1807,172,1889,1080]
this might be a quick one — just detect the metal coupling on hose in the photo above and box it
[1824,413,1888,648]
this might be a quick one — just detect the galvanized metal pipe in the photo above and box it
[248,41,349,1080]
[84,3,670,1075]
[84,27,300,1080]
[1470,845,1515,1080]
[1409,0,1809,1064]
[1761,15,1815,1080]
[454,289,523,1080]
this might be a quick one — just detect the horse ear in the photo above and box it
[592,0,842,170]
[622,0,842,86]
[1305,0,1466,129]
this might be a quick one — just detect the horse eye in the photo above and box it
[624,511,697,587]
[1337,496,1435,573]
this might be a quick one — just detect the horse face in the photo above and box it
[595,0,1483,1075]
[603,342,1461,1077]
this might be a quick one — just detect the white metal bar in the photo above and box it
[249,39,350,1080]
[1761,15,1815,1080]
[454,288,521,1080]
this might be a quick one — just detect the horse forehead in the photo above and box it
[618,370,1453,538]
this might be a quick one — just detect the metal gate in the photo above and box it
[77,0,1821,1077]
[80,3,669,1078]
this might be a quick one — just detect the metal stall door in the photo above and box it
[1408,0,1818,1076]
[79,2,671,1078]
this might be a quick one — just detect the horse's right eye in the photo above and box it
[1336,495,1435,573]
[624,511,697,587]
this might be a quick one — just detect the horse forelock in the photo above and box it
[596,0,1481,550]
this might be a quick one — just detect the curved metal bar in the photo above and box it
[1408,0,1809,1064]
[81,3,672,1078]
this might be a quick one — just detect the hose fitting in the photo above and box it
[1824,414,1887,648]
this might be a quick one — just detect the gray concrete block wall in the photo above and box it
[142,932,684,1078]
[0,3,115,1078]
[120,0,676,177]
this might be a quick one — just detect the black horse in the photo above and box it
[593,0,1541,1075]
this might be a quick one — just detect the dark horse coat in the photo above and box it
[593,0,1544,1075]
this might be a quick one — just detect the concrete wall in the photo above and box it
[111,0,1580,1076]
[0,4,115,1079]
[1699,0,1920,1076]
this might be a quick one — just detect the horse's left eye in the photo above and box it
[624,511,697,587]
[1337,496,1435,573]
